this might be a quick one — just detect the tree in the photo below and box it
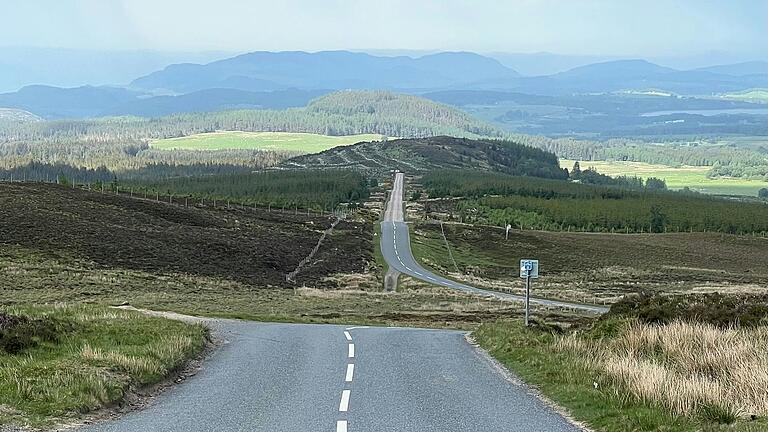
[645,177,667,191]
[649,205,667,233]
[571,161,581,177]
[759,188,768,199]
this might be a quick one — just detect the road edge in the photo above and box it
[464,333,594,432]
[60,307,229,431]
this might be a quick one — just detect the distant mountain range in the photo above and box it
[130,51,518,93]
[695,61,768,77]
[0,50,766,119]
[0,47,232,93]
[0,85,329,119]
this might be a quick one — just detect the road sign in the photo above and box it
[519,259,539,279]
[519,258,539,327]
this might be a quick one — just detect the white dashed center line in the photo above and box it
[345,364,355,382]
[336,420,348,432]
[339,390,351,412]
[348,343,355,358]
[344,331,352,341]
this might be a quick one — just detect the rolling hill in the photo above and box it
[0,108,41,122]
[130,50,519,94]
[0,182,369,287]
[0,85,140,119]
[281,135,566,178]
[696,61,768,77]
[3,52,768,120]
[0,86,330,119]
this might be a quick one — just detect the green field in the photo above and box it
[561,159,767,196]
[721,88,768,103]
[151,131,385,153]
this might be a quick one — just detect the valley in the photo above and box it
[1,16,768,431]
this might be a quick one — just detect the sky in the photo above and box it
[2,0,767,58]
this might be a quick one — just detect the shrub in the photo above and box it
[0,312,63,354]
[607,292,768,328]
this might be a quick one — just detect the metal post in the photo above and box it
[525,274,531,327]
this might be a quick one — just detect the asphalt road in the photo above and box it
[381,172,608,314]
[83,321,580,432]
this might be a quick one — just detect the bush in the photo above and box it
[0,312,63,354]
[607,292,768,328]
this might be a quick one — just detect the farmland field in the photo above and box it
[151,131,385,153]
[721,88,768,103]
[561,159,767,196]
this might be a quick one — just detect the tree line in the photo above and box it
[422,169,768,234]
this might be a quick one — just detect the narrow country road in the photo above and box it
[83,321,581,432]
[381,172,608,314]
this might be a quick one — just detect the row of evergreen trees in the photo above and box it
[422,169,768,234]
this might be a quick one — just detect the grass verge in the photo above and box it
[475,315,768,431]
[0,304,208,428]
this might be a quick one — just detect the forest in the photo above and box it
[422,170,768,234]
[125,169,373,212]
[1,90,766,184]
[0,91,503,180]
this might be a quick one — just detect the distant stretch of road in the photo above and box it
[381,172,608,314]
[84,321,580,431]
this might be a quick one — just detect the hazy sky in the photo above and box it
[3,0,766,57]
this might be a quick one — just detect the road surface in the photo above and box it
[83,321,580,432]
[381,172,608,314]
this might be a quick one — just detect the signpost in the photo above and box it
[519,259,539,326]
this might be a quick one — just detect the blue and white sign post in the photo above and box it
[519,259,539,326]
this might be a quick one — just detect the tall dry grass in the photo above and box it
[555,320,768,422]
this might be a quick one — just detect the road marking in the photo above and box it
[344,331,352,341]
[346,326,368,330]
[345,364,355,382]
[336,420,348,432]
[348,343,355,358]
[339,390,351,412]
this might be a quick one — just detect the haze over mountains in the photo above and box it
[0,50,766,120]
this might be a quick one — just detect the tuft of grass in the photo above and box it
[558,321,768,422]
[475,318,768,431]
[0,304,208,427]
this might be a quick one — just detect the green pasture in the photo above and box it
[151,131,384,153]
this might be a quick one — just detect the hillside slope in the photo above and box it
[0,183,370,287]
[282,136,566,178]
